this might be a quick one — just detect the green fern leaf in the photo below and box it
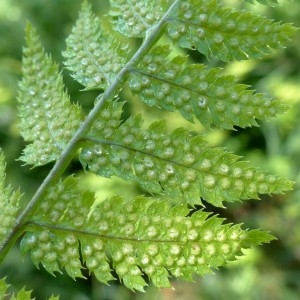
[0,278,9,299]
[80,101,293,207]
[165,0,296,61]
[0,150,21,251]
[109,0,296,61]
[129,44,286,129]
[109,0,170,37]
[63,1,130,90]
[21,177,93,280]
[242,229,276,245]
[0,278,58,300]
[0,278,32,300]
[21,178,275,290]
[17,23,83,166]
[10,288,33,300]
[5,0,295,296]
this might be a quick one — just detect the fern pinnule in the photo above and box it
[109,0,296,61]
[0,277,33,300]
[21,176,275,291]
[0,277,59,300]
[18,24,83,166]
[129,44,286,129]
[166,0,296,61]
[79,101,293,207]
[0,150,21,257]
[63,2,130,90]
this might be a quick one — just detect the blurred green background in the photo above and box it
[0,0,300,299]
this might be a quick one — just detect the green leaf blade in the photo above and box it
[63,2,129,90]
[109,0,170,38]
[0,278,58,300]
[80,102,293,207]
[0,150,21,252]
[21,181,273,290]
[129,45,287,129]
[18,24,83,166]
[242,229,276,246]
[166,0,297,61]
[0,278,8,299]
[0,278,32,300]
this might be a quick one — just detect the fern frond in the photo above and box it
[129,44,286,129]
[109,0,296,61]
[109,0,170,37]
[21,177,275,291]
[17,23,83,166]
[165,0,296,61]
[21,177,95,279]
[79,101,293,207]
[0,278,59,300]
[63,2,130,90]
[6,0,296,296]
[0,278,32,300]
[0,150,21,251]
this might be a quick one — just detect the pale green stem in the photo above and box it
[0,0,180,261]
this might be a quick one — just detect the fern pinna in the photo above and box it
[0,0,296,297]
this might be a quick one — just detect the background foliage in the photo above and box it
[0,0,299,299]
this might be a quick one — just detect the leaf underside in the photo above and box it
[21,177,275,291]
[80,101,293,207]
[166,0,296,61]
[63,3,292,131]
[13,0,297,294]
[128,44,287,129]
[18,24,82,166]
[110,0,296,61]
[0,150,21,251]
[109,0,170,38]
[63,2,130,91]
